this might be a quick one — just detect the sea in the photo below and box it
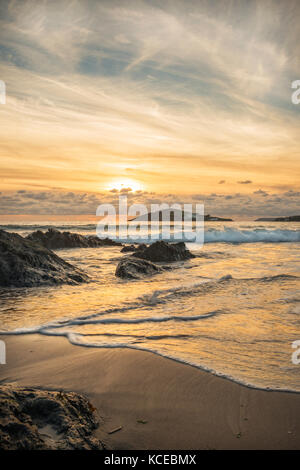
[0,220,299,392]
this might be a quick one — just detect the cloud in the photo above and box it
[237,180,252,184]
[283,190,300,197]
[253,189,268,196]
[0,188,299,218]
[120,187,132,193]
[0,0,299,205]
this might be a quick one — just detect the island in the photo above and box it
[255,215,300,222]
[131,210,233,222]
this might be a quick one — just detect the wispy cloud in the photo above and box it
[0,0,299,213]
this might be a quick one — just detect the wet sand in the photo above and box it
[0,334,300,449]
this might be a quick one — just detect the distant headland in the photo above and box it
[255,215,300,222]
[131,210,233,222]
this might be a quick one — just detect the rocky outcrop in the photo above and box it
[120,243,147,253]
[0,385,103,450]
[120,244,137,253]
[204,214,233,221]
[26,228,122,250]
[0,229,88,287]
[132,241,194,262]
[131,209,233,222]
[115,257,162,279]
[255,215,300,222]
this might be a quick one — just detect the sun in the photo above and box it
[106,179,143,192]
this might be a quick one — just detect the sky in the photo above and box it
[0,0,299,217]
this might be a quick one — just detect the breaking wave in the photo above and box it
[1,224,299,245]
[204,228,300,243]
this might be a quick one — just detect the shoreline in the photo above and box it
[1,334,300,449]
[2,331,299,395]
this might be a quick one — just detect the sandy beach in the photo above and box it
[0,334,299,450]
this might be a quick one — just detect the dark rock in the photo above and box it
[132,241,194,262]
[0,385,103,450]
[0,229,88,287]
[131,209,233,222]
[204,214,233,221]
[115,257,162,279]
[255,215,300,222]
[26,228,122,250]
[94,236,122,247]
[120,244,137,253]
[136,243,147,251]
[120,243,147,252]
[120,243,148,253]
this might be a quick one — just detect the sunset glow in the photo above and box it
[106,179,144,193]
[0,0,299,217]
[0,1,299,453]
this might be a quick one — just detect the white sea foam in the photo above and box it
[203,228,300,243]
[0,230,299,393]
[104,228,300,244]
[0,310,223,336]
[1,224,299,243]
[1,327,296,393]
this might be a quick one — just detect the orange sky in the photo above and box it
[0,0,299,217]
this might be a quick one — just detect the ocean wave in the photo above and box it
[2,328,297,393]
[81,332,192,340]
[105,228,300,244]
[1,225,299,244]
[204,228,300,243]
[258,274,299,282]
[0,309,224,336]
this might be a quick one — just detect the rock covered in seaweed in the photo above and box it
[120,244,137,253]
[0,385,103,450]
[0,229,88,287]
[132,240,194,262]
[120,243,147,253]
[26,228,122,250]
[115,257,162,279]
